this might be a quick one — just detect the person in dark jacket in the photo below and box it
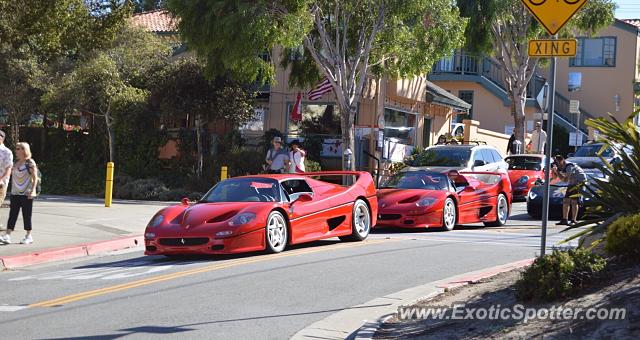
[507,133,517,155]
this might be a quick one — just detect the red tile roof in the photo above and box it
[130,9,178,33]
[620,19,640,28]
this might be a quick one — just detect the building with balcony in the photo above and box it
[553,19,640,129]
[428,18,640,145]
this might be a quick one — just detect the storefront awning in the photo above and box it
[425,80,471,112]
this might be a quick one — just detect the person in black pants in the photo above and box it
[0,142,38,245]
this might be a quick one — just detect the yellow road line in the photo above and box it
[29,238,392,308]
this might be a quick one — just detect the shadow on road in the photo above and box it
[39,303,393,339]
[73,239,344,270]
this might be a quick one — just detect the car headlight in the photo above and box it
[228,212,257,226]
[147,215,164,228]
[416,197,437,207]
[517,176,530,185]
[528,190,537,200]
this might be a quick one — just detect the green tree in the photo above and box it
[44,26,172,163]
[151,57,256,178]
[456,0,615,144]
[0,0,131,144]
[167,0,467,170]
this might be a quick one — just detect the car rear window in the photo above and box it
[506,157,542,171]
[413,148,472,167]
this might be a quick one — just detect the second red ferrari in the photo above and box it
[375,170,512,231]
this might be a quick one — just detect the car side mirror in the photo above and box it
[534,179,544,186]
[289,193,312,213]
[473,160,486,167]
[291,193,313,206]
[181,198,190,206]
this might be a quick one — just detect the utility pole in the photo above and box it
[540,35,557,256]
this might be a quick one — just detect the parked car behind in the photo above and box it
[566,142,628,179]
[406,144,508,174]
[526,178,594,220]
[505,154,545,201]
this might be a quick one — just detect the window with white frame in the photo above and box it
[383,108,417,145]
[570,37,616,67]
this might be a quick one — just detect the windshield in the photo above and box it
[414,148,472,167]
[574,144,613,158]
[505,157,542,171]
[382,172,450,190]
[200,178,280,203]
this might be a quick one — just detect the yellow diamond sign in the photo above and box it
[520,0,588,35]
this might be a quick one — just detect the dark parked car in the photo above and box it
[526,178,597,220]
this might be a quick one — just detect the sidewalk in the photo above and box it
[292,258,535,340]
[0,195,173,269]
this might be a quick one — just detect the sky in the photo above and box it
[615,0,640,19]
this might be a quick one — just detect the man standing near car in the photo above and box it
[528,122,547,154]
[265,137,290,174]
[553,154,587,226]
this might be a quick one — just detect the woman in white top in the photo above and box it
[288,140,306,173]
[0,142,38,245]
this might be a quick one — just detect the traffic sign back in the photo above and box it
[520,0,588,35]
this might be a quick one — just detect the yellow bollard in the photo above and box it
[105,162,114,207]
[221,166,228,181]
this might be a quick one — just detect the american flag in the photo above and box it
[307,77,333,100]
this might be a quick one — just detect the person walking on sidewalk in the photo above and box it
[0,142,38,245]
[0,130,13,212]
[288,140,306,173]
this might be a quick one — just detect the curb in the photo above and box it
[0,234,144,270]
[291,258,534,340]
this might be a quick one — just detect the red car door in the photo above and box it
[282,179,329,243]
[455,177,494,224]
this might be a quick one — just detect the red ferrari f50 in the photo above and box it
[375,170,512,231]
[144,172,377,255]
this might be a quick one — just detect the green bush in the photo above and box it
[605,213,640,259]
[114,177,171,200]
[305,159,321,172]
[388,162,407,175]
[515,248,606,302]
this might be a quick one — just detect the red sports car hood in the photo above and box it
[377,189,443,205]
[508,170,541,184]
[172,202,267,228]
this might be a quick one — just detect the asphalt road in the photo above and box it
[0,203,579,339]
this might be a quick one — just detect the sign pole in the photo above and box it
[540,35,557,257]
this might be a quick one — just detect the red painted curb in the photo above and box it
[85,235,144,255]
[0,234,144,270]
[437,258,534,290]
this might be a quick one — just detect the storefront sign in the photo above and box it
[384,140,414,162]
[322,138,343,158]
[241,107,265,131]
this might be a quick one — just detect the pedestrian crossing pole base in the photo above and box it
[105,162,114,207]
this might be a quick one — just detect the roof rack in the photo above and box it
[465,141,488,146]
